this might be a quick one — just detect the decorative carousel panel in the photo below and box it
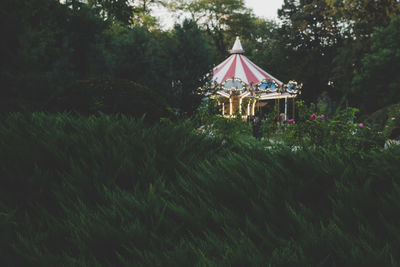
[287,80,298,94]
[257,80,278,93]
[222,78,245,91]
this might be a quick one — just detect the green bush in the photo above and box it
[383,103,400,136]
[1,113,400,266]
[276,101,386,152]
[54,78,169,121]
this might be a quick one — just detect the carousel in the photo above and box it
[208,37,302,120]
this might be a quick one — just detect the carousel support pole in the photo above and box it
[239,97,242,114]
[247,100,250,116]
[252,100,256,116]
[278,98,280,112]
[277,99,280,122]
[229,97,233,116]
[222,102,225,115]
[284,97,288,121]
[292,97,295,119]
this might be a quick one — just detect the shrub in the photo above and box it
[278,101,385,152]
[1,113,400,266]
[383,103,400,137]
[53,78,169,121]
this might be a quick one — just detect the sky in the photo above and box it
[244,0,284,20]
[152,0,284,29]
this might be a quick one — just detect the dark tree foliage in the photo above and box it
[87,0,162,25]
[2,0,400,116]
[0,0,107,112]
[328,0,400,110]
[55,78,169,120]
[0,0,217,116]
[0,0,24,111]
[275,0,400,111]
[165,0,257,60]
[169,19,216,115]
[352,16,400,112]
[277,0,342,103]
[98,23,172,93]
[88,0,134,24]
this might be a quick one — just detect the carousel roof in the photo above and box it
[212,37,283,86]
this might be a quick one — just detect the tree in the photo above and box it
[244,19,293,84]
[87,0,163,26]
[87,0,134,24]
[277,0,342,103]
[0,0,107,111]
[99,23,172,94]
[55,78,169,120]
[352,16,400,112]
[169,19,216,114]
[275,0,399,106]
[165,0,256,59]
[326,0,400,39]
[0,0,25,111]
[327,0,400,107]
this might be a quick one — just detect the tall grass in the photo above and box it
[1,113,400,266]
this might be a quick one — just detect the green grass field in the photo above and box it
[1,113,400,266]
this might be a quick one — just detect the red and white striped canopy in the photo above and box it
[212,37,283,86]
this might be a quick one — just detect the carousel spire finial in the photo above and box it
[230,36,245,54]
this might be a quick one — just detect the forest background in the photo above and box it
[1,0,400,117]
